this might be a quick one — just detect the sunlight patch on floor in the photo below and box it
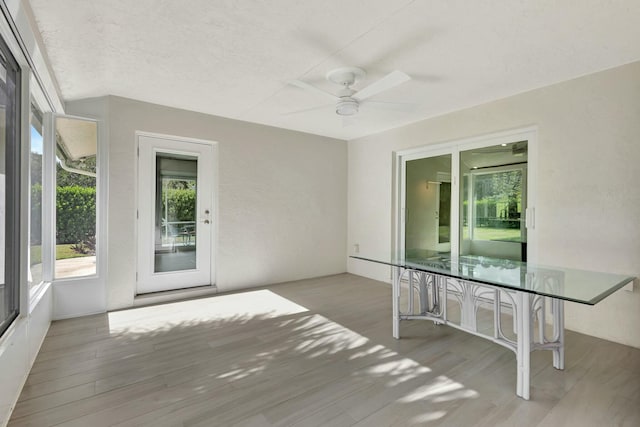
[410,411,447,423]
[107,289,478,419]
[348,344,389,360]
[399,375,479,403]
[365,358,433,387]
[108,289,309,334]
[291,314,369,356]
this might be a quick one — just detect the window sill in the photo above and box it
[0,313,25,350]
[29,281,51,314]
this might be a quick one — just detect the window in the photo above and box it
[29,103,44,289]
[0,35,21,336]
[54,117,98,279]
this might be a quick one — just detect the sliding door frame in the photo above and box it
[393,126,538,263]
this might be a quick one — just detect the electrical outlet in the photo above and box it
[354,244,360,254]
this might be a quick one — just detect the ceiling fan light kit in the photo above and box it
[336,98,359,116]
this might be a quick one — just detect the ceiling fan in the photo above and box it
[287,67,412,117]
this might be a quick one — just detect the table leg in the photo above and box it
[392,266,401,339]
[419,272,428,315]
[552,298,565,370]
[516,291,532,400]
[408,271,415,314]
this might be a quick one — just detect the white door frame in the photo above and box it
[135,131,217,294]
[393,126,538,263]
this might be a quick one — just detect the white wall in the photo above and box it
[0,2,60,424]
[348,61,640,348]
[0,286,52,426]
[67,96,347,311]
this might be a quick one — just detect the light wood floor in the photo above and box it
[9,274,640,426]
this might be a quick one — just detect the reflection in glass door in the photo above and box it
[459,142,527,261]
[437,182,452,245]
[404,154,452,257]
[137,134,215,294]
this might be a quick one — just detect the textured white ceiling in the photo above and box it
[28,0,640,140]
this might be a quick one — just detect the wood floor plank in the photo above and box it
[8,273,640,426]
[536,379,640,427]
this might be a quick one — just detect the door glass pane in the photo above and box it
[55,117,98,278]
[154,154,197,273]
[438,182,451,243]
[30,103,44,288]
[460,142,527,261]
[471,170,524,241]
[405,154,452,257]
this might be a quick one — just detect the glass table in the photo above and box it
[351,254,634,400]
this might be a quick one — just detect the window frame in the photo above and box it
[51,113,101,282]
[28,99,45,293]
[0,32,21,337]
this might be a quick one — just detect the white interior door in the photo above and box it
[137,134,215,294]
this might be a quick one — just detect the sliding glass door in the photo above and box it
[459,143,528,261]
[398,130,535,262]
[404,154,452,257]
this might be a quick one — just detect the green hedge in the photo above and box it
[54,186,194,244]
[56,186,96,244]
[162,188,196,221]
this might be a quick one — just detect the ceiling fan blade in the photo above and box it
[363,100,415,112]
[288,80,338,101]
[282,103,333,116]
[353,70,411,101]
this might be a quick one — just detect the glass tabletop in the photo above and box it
[351,253,634,305]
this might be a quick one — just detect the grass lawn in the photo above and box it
[30,244,91,265]
[472,227,522,242]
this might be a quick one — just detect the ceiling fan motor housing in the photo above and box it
[326,67,366,87]
[336,97,359,116]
